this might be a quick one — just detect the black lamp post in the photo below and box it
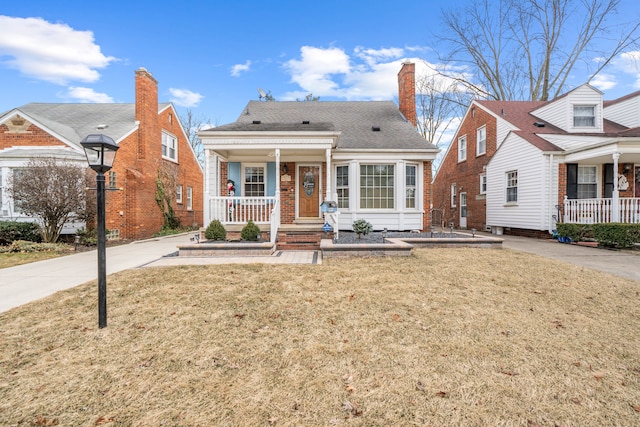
[80,134,119,328]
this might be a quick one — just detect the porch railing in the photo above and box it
[210,196,277,225]
[564,197,640,224]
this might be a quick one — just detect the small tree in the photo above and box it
[241,220,261,241]
[155,162,181,230]
[352,219,373,239]
[8,157,89,243]
[205,220,227,241]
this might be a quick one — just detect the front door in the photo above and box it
[459,192,467,229]
[298,165,320,218]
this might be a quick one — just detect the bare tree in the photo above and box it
[439,0,640,101]
[415,65,474,147]
[179,109,214,166]
[8,157,89,243]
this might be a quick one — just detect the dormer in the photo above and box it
[531,84,604,133]
[603,90,640,128]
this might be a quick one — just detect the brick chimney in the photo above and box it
[135,67,159,159]
[398,62,416,127]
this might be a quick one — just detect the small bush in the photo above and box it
[352,219,373,239]
[555,223,593,242]
[241,220,261,241]
[0,221,42,245]
[0,240,66,253]
[76,228,97,246]
[205,220,227,241]
[593,223,640,249]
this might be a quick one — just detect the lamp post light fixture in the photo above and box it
[80,134,119,329]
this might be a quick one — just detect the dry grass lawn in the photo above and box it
[1,248,639,426]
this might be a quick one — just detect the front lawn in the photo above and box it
[1,248,638,426]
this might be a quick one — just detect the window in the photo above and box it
[187,186,193,210]
[244,165,265,197]
[479,174,487,194]
[451,183,457,207]
[405,164,417,209]
[360,164,394,209]
[458,135,467,161]
[577,165,597,199]
[506,170,518,203]
[476,126,486,155]
[336,165,349,209]
[108,171,117,189]
[11,168,24,213]
[573,105,596,127]
[176,185,183,204]
[162,131,178,161]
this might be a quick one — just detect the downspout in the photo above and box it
[548,153,554,234]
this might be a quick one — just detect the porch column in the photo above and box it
[612,152,620,222]
[325,148,332,201]
[275,149,281,196]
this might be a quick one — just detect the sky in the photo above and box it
[1,0,639,141]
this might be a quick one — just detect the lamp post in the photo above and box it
[80,134,119,329]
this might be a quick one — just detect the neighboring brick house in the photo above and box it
[198,63,439,248]
[433,84,640,237]
[0,68,203,240]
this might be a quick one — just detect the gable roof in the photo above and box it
[211,100,437,151]
[1,102,171,146]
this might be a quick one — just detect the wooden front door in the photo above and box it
[298,165,320,218]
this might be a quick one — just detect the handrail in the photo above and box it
[564,197,640,224]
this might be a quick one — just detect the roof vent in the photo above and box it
[96,124,109,130]
[252,120,261,124]
[302,120,310,124]
[371,126,381,132]
[533,122,546,127]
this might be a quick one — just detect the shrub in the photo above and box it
[205,220,227,241]
[593,223,640,249]
[352,219,373,239]
[0,221,42,245]
[241,220,261,241]
[0,240,66,253]
[555,223,593,242]
[76,228,97,246]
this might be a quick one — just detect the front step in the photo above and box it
[276,230,324,251]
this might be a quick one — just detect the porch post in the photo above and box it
[325,148,332,201]
[275,149,281,197]
[612,152,620,222]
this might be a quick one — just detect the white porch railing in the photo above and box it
[564,197,640,224]
[270,198,280,244]
[210,196,277,225]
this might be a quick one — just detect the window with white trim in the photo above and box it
[577,165,597,199]
[243,165,265,197]
[108,171,117,189]
[451,183,457,207]
[506,170,518,203]
[476,126,486,156]
[573,105,596,127]
[405,164,417,209]
[162,131,178,161]
[11,168,24,213]
[479,173,487,194]
[458,135,467,161]
[176,185,183,204]
[336,165,349,209]
[187,186,193,210]
[360,164,394,209]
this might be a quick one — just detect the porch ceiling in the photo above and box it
[211,147,329,163]
[562,140,640,164]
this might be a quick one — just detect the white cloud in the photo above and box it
[66,87,113,103]
[282,46,352,98]
[0,15,115,85]
[589,73,617,91]
[169,88,204,107]
[230,60,251,77]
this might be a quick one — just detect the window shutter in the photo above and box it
[566,164,578,199]
[603,164,614,198]
[266,162,276,196]
[228,162,241,196]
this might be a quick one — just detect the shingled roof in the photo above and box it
[211,100,437,151]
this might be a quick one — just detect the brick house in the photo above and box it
[0,68,203,240]
[199,62,439,248]
[432,84,640,237]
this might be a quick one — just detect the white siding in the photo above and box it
[486,134,549,231]
[531,85,603,133]
[604,95,640,128]
[537,134,610,152]
[496,116,518,147]
[338,212,422,231]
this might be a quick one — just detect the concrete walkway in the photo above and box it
[1,231,639,314]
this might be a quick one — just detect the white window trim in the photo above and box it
[242,163,267,198]
[451,183,457,208]
[476,126,486,156]
[458,135,467,162]
[572,104,596,128]
[187,186,193,211]
[479,173,487,195]
[162,131,178,162]
[176,185,183,204]
[358,163,396,210]
[335,164,350,210]
[505,170,518,205]
[405,163,419,210]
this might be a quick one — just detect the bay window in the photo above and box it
[360,164,394,209]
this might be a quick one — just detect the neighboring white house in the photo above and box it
[486,84,640,235]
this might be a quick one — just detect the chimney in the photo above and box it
[135,67,159,159]
[398,62,416,127]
